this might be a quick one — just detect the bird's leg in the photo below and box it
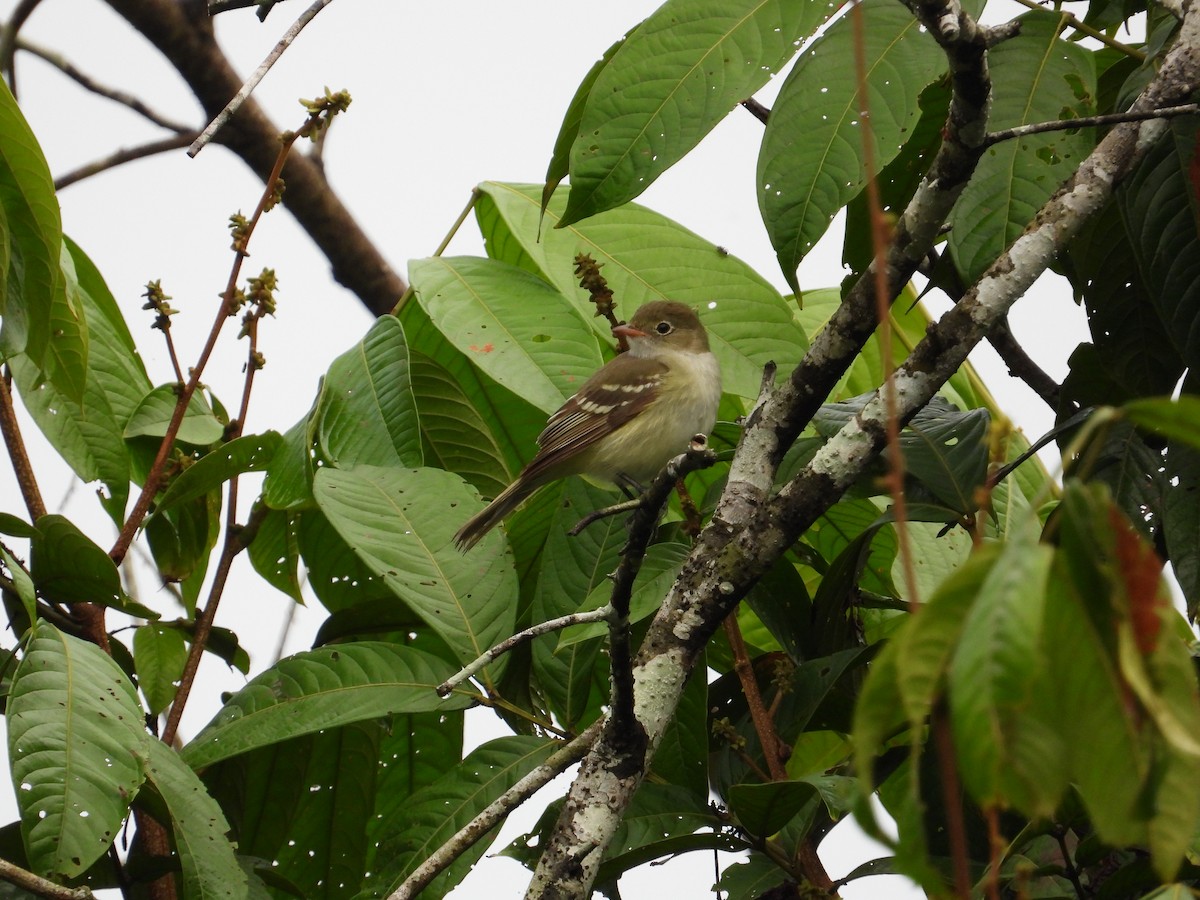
[614,471,646,499]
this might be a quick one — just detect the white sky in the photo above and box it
[0,1,1095,897]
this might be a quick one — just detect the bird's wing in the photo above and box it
[523,353,667,477]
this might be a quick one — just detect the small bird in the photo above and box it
[454,300,722,551]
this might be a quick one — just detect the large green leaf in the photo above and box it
[759,0,947,291]
[7,621,148,879]
[477,181,807,400]
[30,515,154,617]
[948,11,1096,282]
[45,244,88,405]
[0,78,62,369]
[558,0,831,225]
[363,735,557,899]
[141,740,247,899]
[133,623,188,717]
[409,256,602,415]
[182,642,470,769]
[10,244,149,523]
[312,465,519,672]
[1117,119,1200,373]
[315,315,423,470]
[246,507,304,604]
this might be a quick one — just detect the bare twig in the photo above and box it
[55,133,199,191]
[15,37,195,132]
[984,103,1200,147]
[740,97,770,124]
[0,856,93,899]
[189,0,335,156]
[1007,0,1145,59]
[436,607,613,697]
[0,369,46,521]
[389,721,604,900]
[932,703,971,898]
[0,0,44,94]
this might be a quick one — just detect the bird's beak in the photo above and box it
[612,323,646,339]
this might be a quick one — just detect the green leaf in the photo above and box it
[297,509,394,614]
[948,526,1064,816]
[729,780,820,838]
[1123,395,1200,450]
[140,740,247,899]
[651,659,710,800]
[364,735,557,898]
[144,488,220,593]
[133,624,188,717]
[182,642,470,769]
[948,11,1096,282]
[312,465,518,673]
[558,541,689,649]
[408,350,511,501]
[759,0,948,291]
[247,507,304,604]
[154,432,282,515]
[409,255,602,415]
[45,243,88,405]
[559,0,831,226]
[124,384,225,445]
[1164,441,1200,619]
[477,181,807,400]
[717,854,791,899]
[315,315,423,470]
[7,621,147,879]
[262,401,318,511]
[30,514,136,611]
[0,547,36,627]
[1117,119,1200,373]
[0,78,62,368]
[0,513,36,538]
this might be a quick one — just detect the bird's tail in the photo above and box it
[453,477,540,552]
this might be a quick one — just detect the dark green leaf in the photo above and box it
[182,642,469,769]
[729,780,820,838]
[141,740,247,899]
[30,515,156,616]
[0,513,36,538]
[246,506,303,604]
[760,0,948,290]
[560,0,831,226]
[1163,441,1200,619]
[7,621,148,879]
[154,431,281,515]
[315,315,422,470]
[312,465,518,674]
[1123,395,1200,450]
[133,624,188,717]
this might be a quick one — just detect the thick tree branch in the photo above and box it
[104,0,406,316]
[0,857,93,899]
[527,0,1200,894]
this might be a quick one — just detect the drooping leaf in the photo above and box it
[312,465,518,674]
[363,735,556,899]
[30,514,156,617]
[45,243,88,405]
[760,0,948,291]
[182,642,470,770]
[1123,395,1200,451]
[140,739,247,900]
[315,315,423,470]
[559,0,832,226]
[729,780,820,838]
[246,506,304,604]
[7,621,148,879]
[133,623,188,717]
[476,181,807,401]
[948,10,1096,282]
[0,78,62,368]
[409,255,602,416]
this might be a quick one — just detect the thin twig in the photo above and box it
[436,607,613,696]
[723,616,787,779]
[852,0,920,610]
[932,703,971,898]
[568,497,642,535]
[160,503,268,745]
[15,37,195,132]
[389,721,604,900]
[1007,0,1145,59]
[55,133,200,191]
[984,103,1199,147]
[0,369,46,521]
[110,118,309,565]
[0,856,93,899]
[740,97,770,124]
[0,0,44,95]
[189,0,335,156]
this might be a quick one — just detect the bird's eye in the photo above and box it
[655,321,672,335]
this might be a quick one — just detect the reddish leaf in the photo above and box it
[1108,508,1166,655]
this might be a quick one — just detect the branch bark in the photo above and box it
[103,0,406,316]
[525,0,1200,894]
